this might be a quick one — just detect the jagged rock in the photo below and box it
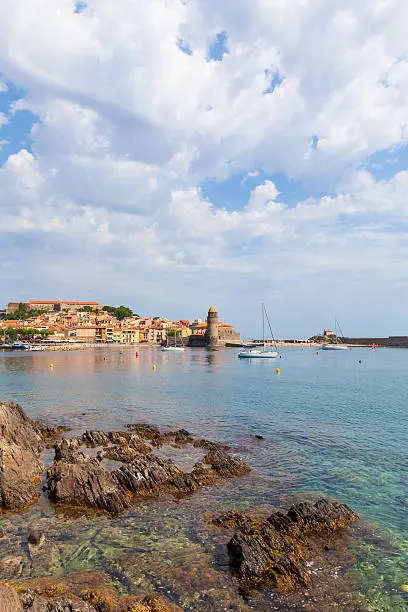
[102,445,142,463]
[211,498,359,595]
[0,583,23,611]
[33,422,70,448]
[203,449,250,478]
[193,439,230,451]
[112,454,182,496]
[82,431,110,447]
[83,430,151,462]
[47,440,129,514]
[0,402,44,510]
[166,429,194,445]
[108,432,151,454]
[125,423,162,441]
[0,402,42,451]
[0,443,43,510]
[53,438,82,462]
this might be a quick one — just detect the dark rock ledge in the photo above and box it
[47,433,250,513]
[0,401,250,515]
[209,497,359,596]
[0,402,45,511]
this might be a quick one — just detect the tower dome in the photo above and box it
[208,305,217,313]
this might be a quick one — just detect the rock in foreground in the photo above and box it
[0,402,44,510]
[5,570,181,611]
[47,439,130,514]
[46,425,250,513]
[211,497,359,595]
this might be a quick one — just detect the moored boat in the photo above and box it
[11,342,33,351]
[161,329,185,352]
[321,319,349,350]
[321,343,349,351]
[238,304,279,359]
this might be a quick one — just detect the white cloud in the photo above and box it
[0,112,7,127]
[0,1,408,335]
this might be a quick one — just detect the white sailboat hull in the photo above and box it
[238,350,279,359]
[161,346,185,352]
[321,344,349,351]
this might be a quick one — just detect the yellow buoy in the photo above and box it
[49,363,54,368]
[276,368,281,375]
[152,365,157,371]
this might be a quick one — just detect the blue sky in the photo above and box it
[1,1,408,338]
[0,80,37,165]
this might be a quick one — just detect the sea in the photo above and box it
[0,346,407,610]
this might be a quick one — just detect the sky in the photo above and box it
[1,0,408,339]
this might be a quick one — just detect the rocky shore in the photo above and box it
[0,400,363,610]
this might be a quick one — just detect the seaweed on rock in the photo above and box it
[210,497,359,596]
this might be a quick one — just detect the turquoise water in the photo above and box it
[0,346,407,609]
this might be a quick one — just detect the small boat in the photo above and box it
[11,342,32,351]
[238,348,279,359]
[321,344,349,351]
[30,345,46,351]
[161,346,185,352]
[239,305,279,359]
[161,329,185,352]
[321,319,349,350]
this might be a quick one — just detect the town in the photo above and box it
[0,300,241,347]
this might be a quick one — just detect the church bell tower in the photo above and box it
[205,305,219,348]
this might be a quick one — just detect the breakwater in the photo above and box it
[343,336,408,347]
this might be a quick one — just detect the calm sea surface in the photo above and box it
[0,346,407,610]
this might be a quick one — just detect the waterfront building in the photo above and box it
[74,327,97,341]
[189,306,240,347]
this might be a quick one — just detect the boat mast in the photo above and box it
[262,303,265,351]
[264,306,278,352]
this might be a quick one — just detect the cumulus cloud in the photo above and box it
[0,0,408,335]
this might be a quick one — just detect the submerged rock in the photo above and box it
[27,529,61,576]
[211,497,359,595]
[47,439,130,514]
[0,401,44,510]
[193,439,230,451]
[7,571,179,611]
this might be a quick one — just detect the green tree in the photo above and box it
[102,305,134,320]
[4,328,54,340]
[6,303,28,320]
[27,309,48,317]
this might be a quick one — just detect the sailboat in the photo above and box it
[321,319,349,350]
[161,329,185,352]
[238,305,279,359]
